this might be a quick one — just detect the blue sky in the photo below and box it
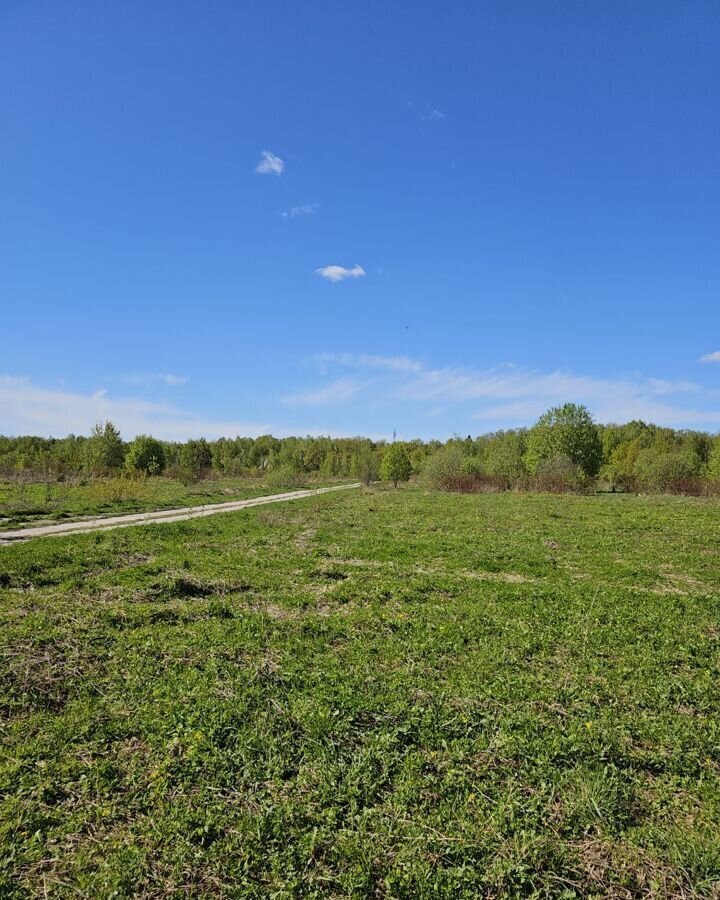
[1,1,719,440]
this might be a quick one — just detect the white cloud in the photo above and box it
[420,109,445,121]
[123,372,189,388]
[280,203,318,218]
[158,373,188,386]
[700,351,720,363]
[0,376,271,441]
[315,264,366,283]
[289,353,720,429]
[255,150,284,175]
[315,353,423,373]
[282,377,367,407]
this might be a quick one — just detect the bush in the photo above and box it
[484,432,527,486]
[88,474,150,504]
[533,454,588,493]
[438,474,507,493]
[422,445,466,488]
[460,455,485,477]
[265,464,306,490]
[125,436,166,476]
[353,447,380,485]
[634,450,701,493]
[177,439,213,485]
[85,421,125,475]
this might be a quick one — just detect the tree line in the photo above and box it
[1,404,719,494]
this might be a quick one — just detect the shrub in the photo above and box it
[265,464,306,490]
[460,455,485,477]
[89,474,150,504]
[85,421,125,475]
[484,432,527,486]
[177,439,213,484]
[533,454,587,493]
[439,474,507,493]
[634,450,701,493]
[708,438,720,482]
[422,445,466,488]
[353,447,380,485]
[125,436,166,476]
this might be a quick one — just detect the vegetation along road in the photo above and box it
[0,483,362,545]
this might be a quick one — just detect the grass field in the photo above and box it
[1,487,719,897]
[0,474,340,531]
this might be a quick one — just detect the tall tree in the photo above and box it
[380,443,412,488]
[525,404,602,477]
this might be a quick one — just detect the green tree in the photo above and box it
[380,443,412,488]
[125,435,166,476]
[85,421,125,474]
[525,404,602,477]
[177,438,212,484]
[484,430,527,486]
[422,444,465,488]
[354,446,380,485]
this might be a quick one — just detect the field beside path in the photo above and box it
[1,487,719,897]
[0,474,355,532]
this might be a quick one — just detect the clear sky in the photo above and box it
[2,1,719,440]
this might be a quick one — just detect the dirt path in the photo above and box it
[0,483,362,545]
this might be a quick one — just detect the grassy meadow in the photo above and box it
[0,473,343,532]
[1,486,719,897]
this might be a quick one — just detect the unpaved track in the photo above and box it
[0,483,362,545]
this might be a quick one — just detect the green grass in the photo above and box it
[0,474,340,531]
[1,487,719,897]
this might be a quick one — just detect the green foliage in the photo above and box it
[483,430,527,484]
[422,444,466,487]
[125,435,166,476]
[380,443,412,487]
[2,488,720,895]
[0,415,718,500]
[265,463,307,490]
[460,454,485,477]
[352,446,380,485]
[85,421,125,474]
[634,449,702,491]
[533,453,586,493]
[708,437,720,481]
[525,403,603,476]
[177,438,212,484]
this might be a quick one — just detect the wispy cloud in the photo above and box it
[123,372,189,388]
[283,377,367,407]
[0,376,271,441]
[700,351,720,363]
[286,352,720,429]
[280,203,318,218]
[420,109,445,121]
[315,264,366,283]
[159,373,188,386]
[255,150,284,175]
[315,353,423,373]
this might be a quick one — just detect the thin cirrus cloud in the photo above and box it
[420,109,445,121]
[122,372,189,388]
[283,352,720,429]
[0,375,272,441]
[255,150,284,175]
[280,203,318,218]
[315,264,366,283]
[700,351,720,363]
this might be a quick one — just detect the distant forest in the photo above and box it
[1,404,719,495]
